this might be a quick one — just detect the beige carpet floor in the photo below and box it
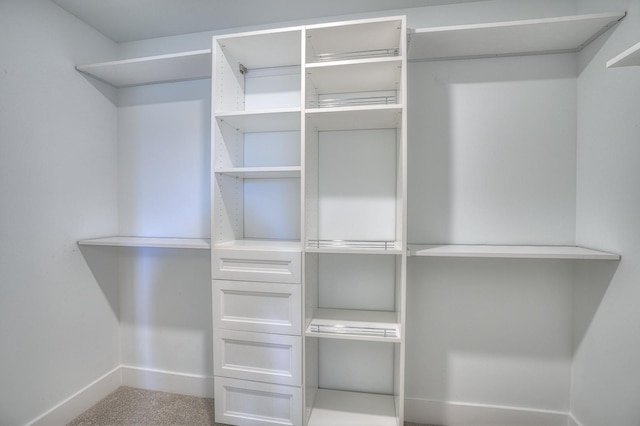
[68,386,437,426]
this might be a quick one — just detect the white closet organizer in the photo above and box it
[304,17,407,426]
[211,26,306,426]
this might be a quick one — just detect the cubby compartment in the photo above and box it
[305,126,404,253]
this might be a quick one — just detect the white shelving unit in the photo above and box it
[76,49,212,87]
[408,244,620,260]
[607,41,640,68]
[78,236,211,249]
[409,12,625,61]
[304,16,407,426]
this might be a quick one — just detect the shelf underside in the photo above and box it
[306,240,403,255]
[607,41,640,68]
[409,12,625,61]
[408,244,620,260]
[76,49,211,87]
[78,236,211,249]
[308,389,397,426]
[306,105,402,131]
[306,309,400,342]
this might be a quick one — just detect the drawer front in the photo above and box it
[213,280,302,335]
[212,249,301,284]
[215,329,302,386]
[215,377,302,426]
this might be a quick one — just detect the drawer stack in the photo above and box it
[213,246,303,425]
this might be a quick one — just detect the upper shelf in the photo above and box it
[78,236,211,249]
[408,244,620,260]
[409,12,625,61]
[607,41,640,68]
[76,49,212,88]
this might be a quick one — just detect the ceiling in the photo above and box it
[51,0,482,43]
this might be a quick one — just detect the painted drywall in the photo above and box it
[117,79,213,380]
[0,1,120,424]
[573,0,640,424]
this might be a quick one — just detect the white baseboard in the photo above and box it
[27,366,121,426]
[27,365,214,426]
[404,397,569,426]
[121,365,214,398]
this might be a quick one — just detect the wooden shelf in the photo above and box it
[409,12,625,61]
[306,105,402,131]
[408,244,620,260]
[213,239,301,252]
[78,236,211,249]
[306,58,402,94]
[76,49,211,87]
[607,41,640,68]
[214,166,301,178]
[215,108,301,132]
[308,389,397,426]
[306,308,400,342]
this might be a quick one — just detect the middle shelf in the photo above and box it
[306,308,400,342]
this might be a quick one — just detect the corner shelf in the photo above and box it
[607,41,640,68]
[78,236,211,249]
[76,49,212,87]
[408,244,620,260]
[409,12,625,61]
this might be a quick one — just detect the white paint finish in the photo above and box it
[216,109,301,133]
[308,388,397,426]
[213,280,302,335]
[117,79,211,239]
[306,308,400,342]
[317,253,397,311]
[306,58,402,95]
[409,12,625,61]
[244,67,301,110]
[607,40,640,67]
[215,377,302,426]
[408,54,578,245]
[76,49,211,87]
[0,2,120,425]
[572,0,640,424]
[215,166,301,178]
[404,397,568,426]
[28,367,121,426]
[216,27,302,69]
[244,131,301,168]
[306,105,403,132]
[118,248,212,377]
[120,365,214,398]
[214,329,302,386]
[78,236,211,249]
[214,239,302,252]
[319,339,395,394]
[212,248,301,284]
[406,258,574,411]
[408,244,620,259]
[318,129,398,241]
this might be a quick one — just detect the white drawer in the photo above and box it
[212,249,301,284]
[213,280,302,335]
[214,329,302,386]
[215,377,302,426]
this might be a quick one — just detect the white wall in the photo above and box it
[573,0,640,425]
[0,1,120,424]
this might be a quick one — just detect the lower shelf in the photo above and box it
[306,309,400,342]
[308,389,397,426]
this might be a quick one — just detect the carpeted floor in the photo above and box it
[68,386,437,426]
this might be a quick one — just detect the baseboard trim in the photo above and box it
[27,366,121,426]
[121,365,214,398]
[404,397,569,426]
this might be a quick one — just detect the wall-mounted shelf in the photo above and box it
[408,244,620,260]
[607,41,640,68]
[214,166,301,178]
[409,12,625,61]
[76,49,212,87]
[78,236,211,249]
